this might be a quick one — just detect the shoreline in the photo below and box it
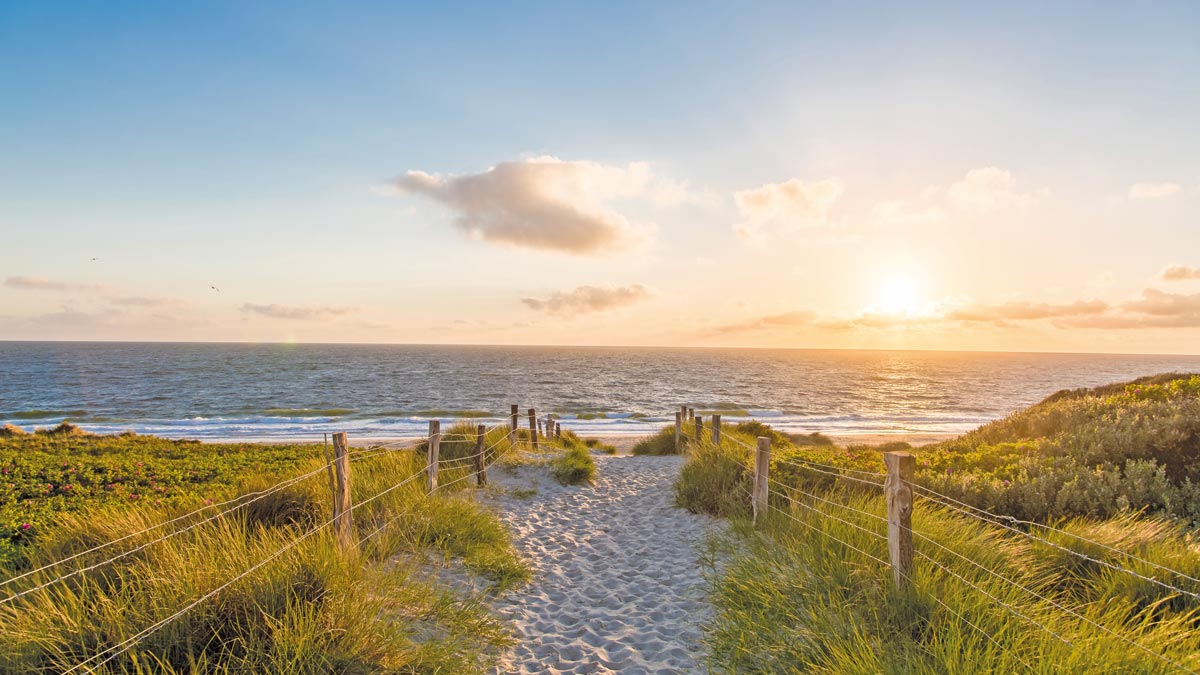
[184,431,959,450]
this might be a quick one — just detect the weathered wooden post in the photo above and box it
[509,404,519,449]
[679,405,687,424]
[694,415,703,444]
[528,408,539,450]
[712,414,722,445]
[554,421,561,439]
[330,432,355,550]
[687,407,694,421]
[426,420,441,493]
[884,452,915,588]
[753,436,770,525]
[475,424,487,486]
[674,411,682,452]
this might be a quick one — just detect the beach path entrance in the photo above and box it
[485,455,716,674]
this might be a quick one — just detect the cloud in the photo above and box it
[240,303,355,321]
[946,167,1041,212]
[945,299,1109,322]
[108,296,187,308]
[521,284,650,317]
[1128,182,1180,199]
[714,310,817,333]
[4,276,109,293]
[393,156,659,255]
[711,287,1200,335]
[733,178,843,240]
[1160,264,1200,281]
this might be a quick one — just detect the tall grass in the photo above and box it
[680,378,1200,674]
[706,491,1200,674]
[0,433,528,674]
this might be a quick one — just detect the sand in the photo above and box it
[482,454,718,675]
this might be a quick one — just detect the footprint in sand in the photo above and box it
[483,454,720,675]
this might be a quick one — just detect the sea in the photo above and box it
[2,342,1199,441]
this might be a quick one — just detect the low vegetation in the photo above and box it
[0,428,529,673]
[680,373,1200,673]
[550,446,597,486]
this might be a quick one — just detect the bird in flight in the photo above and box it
[91,257,100,262]
[210,285,220,292]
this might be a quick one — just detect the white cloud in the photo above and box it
[733,178,843,241]
[521,284,650,317]
[240,303,355,321]
[393,156,661,255]
[1161,264,1200,281]
[946,167,1041,212]
[4,276,109,293]
[1128,182,1180,199]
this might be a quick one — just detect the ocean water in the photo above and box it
[1,342,1198,441]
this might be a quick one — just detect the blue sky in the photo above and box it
[2,2,1198,352]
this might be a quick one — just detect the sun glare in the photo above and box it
[877,276,922,315]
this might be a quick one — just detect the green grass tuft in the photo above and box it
[550,446,597,486]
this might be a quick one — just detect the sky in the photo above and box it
[1,1,1198,353]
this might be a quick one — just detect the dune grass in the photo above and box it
[0,429,529,674]
[680,374,1200,674]
[706,494,1200,674]
[550,446,597,486]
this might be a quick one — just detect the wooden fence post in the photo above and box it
[528,408,539,450]
[712,414,722,444]
[330,432,355,550]
[753,436,770,526]
[475,424,487,486]
[426,420,440,493]
[884,452,915,589]
[687,407,695,421]
[509,404,518,449]
[694,415,703,444]
[679,405,687,424]
[675,411,682,452]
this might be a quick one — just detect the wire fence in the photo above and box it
[2,406,581,673]
[675,409,1200,674]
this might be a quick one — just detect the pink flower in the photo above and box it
[19,523,30,531]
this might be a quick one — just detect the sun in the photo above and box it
[876,276,922,315]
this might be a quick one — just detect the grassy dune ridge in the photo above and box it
[678,373,1200,673]
[0,422,533,674]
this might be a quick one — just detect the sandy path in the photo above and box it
[484,455,717,675]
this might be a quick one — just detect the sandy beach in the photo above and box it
[482,454,718,674]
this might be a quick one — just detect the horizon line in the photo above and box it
[2,338,1198,359]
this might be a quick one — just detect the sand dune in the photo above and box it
[484,455,718,674]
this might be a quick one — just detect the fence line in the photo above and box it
[671,402,1200,673]
[0,402,579,673]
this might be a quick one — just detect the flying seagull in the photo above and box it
[210,285,220,292]
[91,257,99,262]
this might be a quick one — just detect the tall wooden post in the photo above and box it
[674,411,682,453]
[753,436,770,525]
[694,415,703,444]
[554,421,561,439]
[426,420,441,493]
[509,404,519,450]
[712,414,722,445]
[475,424,487,486]
[528,408,539,450]
[884,452,915,588]
[330,432,354,550]
[679,405,687,424]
